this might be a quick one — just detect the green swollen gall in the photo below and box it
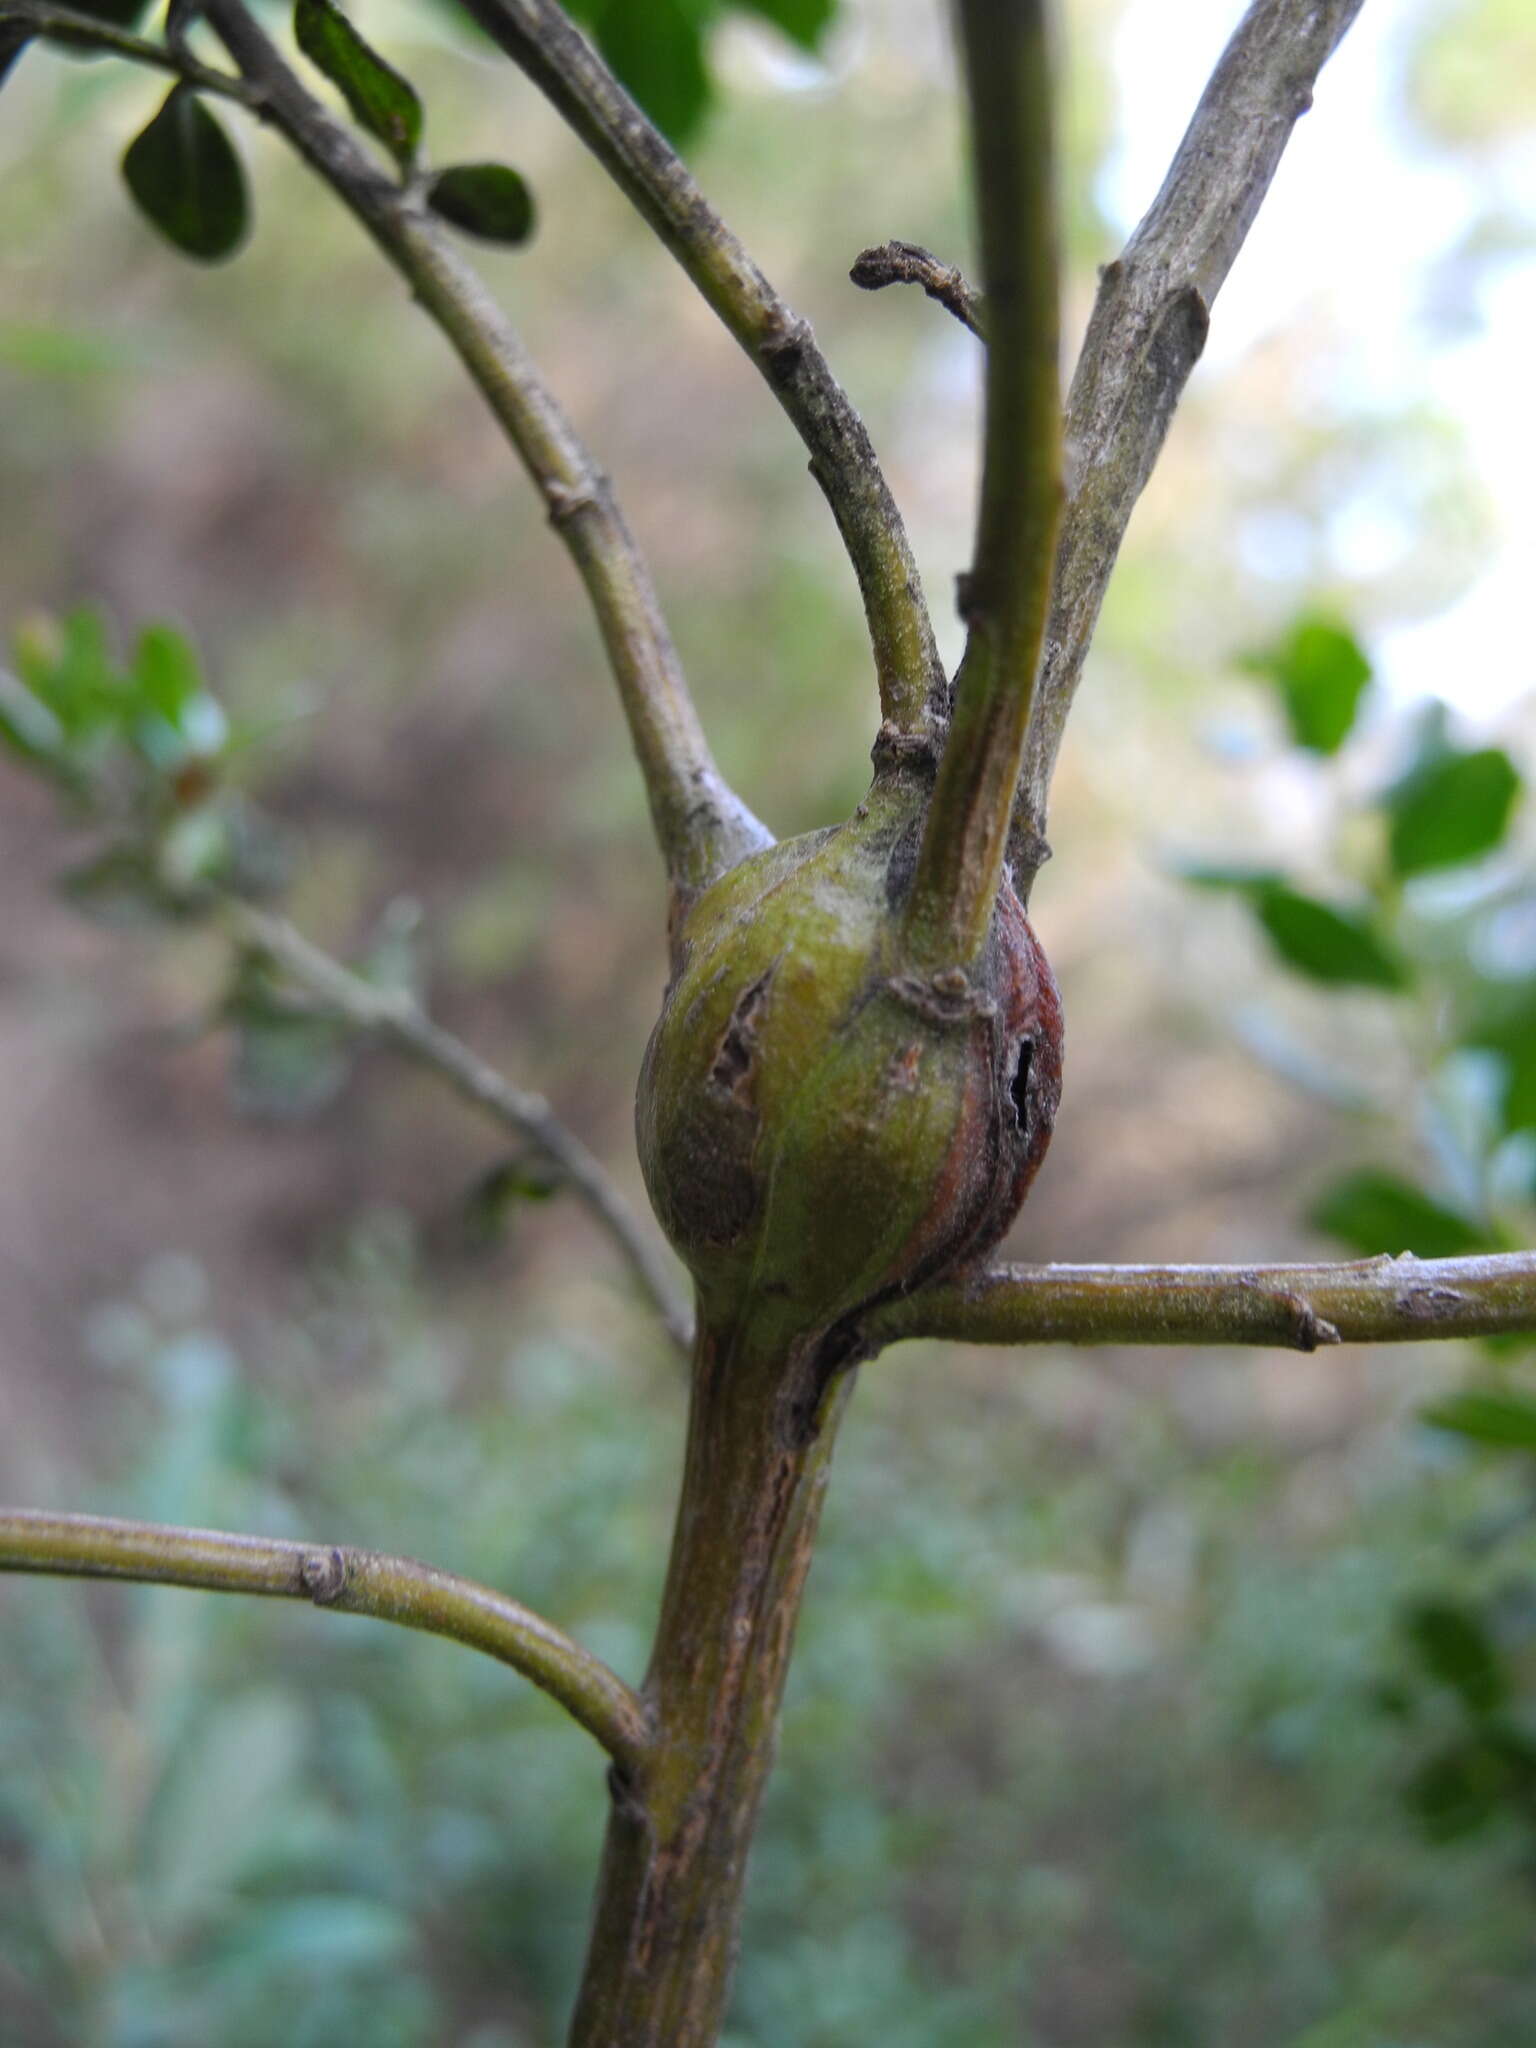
[637,783,1063,1340]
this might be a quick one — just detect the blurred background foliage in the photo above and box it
[2,0,1535,2041]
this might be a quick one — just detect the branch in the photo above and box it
[11,0,766,889]
[0,0,256,99]
[1011,0,1366,888]
[12,3,697,1334]
[454,0,943,737]
[849,240,987,342]
[223,899,693,1352]
[0,1508,650,1772]
[176,0,763,897]
[869,1252,1536,1352]
[901,0,1060,969]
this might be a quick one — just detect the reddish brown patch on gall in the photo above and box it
[888,1041,923,1092]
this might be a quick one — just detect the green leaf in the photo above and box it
[425,163,536,245]
[14,607,125,739]
[130,623,228,770]
[158,807,236,891]
[1422,1387,1536,1450]
[0,668,66,767]
[1310,1170,1490,1259]
[64,0,155,24]
[1386,746,1522,878]
[133,622,202,725]
[737,0,835,48]
[1406,1737,1508,1842]
[586,0,711,143]
[294,0,422,170]
[1252,883,1409,989]
[225,941,349,1117]
[1243,612,1372,755]
[462,1153,564,1249]
[1507,1050,1536,1136]
[20,0,156,73]
[1403,1599,1508,1716]
[1177,862,1287,892]
[478,1156,563,1206]
[122,86,250,264]
[231,1011,350,1118]
[1461,991,1536,1135]
[1185,869,1409,989]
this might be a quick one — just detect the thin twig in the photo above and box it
[223,898,694,1352]
[0,0,257,100]
[849,240,987,342]
[0,1508,649,1771]
[189,0,765,895]
[901,0,1060,970]
[454,0,944,737]
[1012,0,1366,890]
[868,1252,1536,1352]
[14,0,766,890]
[18,0,698,1338]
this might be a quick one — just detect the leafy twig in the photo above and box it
[1012,0,1366,890]
[455,0,944,736]
[184,0,764,895]
[223,899,694,1351]
[849,239,987,342]
[869,1252,1536,1351]
[8,0,765,891]
[7,1,695,1335]
[0,0,256,100]
[0,1508,649,1770]
[902,0,1060,969]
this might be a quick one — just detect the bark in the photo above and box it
[568,1317,856,2045]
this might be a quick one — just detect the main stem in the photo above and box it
[901,0,1060,969]
[568,1314,857,2045]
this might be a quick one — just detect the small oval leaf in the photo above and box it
[0,669,65,767]
[133,622,204,725]
[586,0,710,144]
[1310,1170,1490,1260]
[1406,1737,1509,1842]
[122,86,250,264]
[739,0,836,51]
[1422,1388,1536,1451]
[1462,991,1536,1136]
[1403,1599,1509,1717]
[425,162,536,244]
[294,0,422,170]
[1242,612,1373,756]
[1253,883,1409,990]
[68,0,155,24]
[1387,745,1522,878]
[27,0,155,69]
